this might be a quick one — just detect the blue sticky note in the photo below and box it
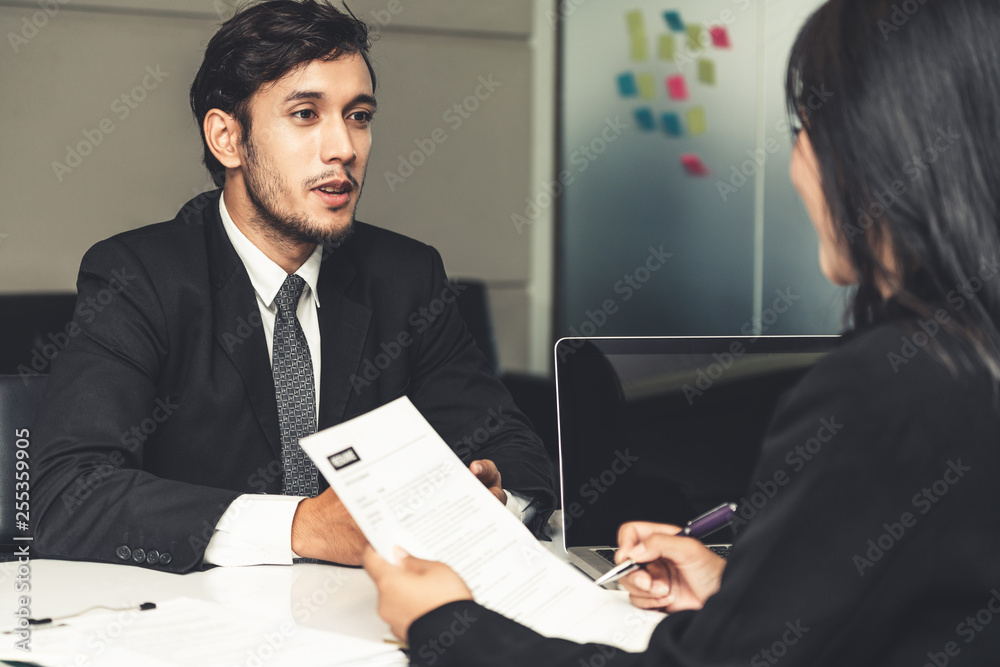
[662,113,683,137]
[635,108,656,131]
[664,11,685,32]
[617,73,638,97]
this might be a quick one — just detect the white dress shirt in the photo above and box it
[204,194,530,566]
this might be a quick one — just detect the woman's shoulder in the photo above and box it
[768,319,997,461]
[804,319,988,406]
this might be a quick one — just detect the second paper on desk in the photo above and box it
[299,396,664,653]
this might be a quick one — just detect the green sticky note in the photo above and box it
[687,24,705,52]
[688,107,708,135]
[659,35,676,61]
[698,58,716,85]
[636,73,656,100]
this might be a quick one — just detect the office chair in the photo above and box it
[0,293,77,375]
[452,280,559,467]
[0,374,48,558]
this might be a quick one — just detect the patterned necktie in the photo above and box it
[272,274,319,497]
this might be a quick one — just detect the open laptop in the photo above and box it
[555,335,839,581]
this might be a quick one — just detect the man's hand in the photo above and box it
[470,459,507,505]
[290,487,369,565]
[615,521,726,613]
[363,547,473,640]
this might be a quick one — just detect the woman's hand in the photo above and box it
[363,546,474,640]
[615,521,726,613]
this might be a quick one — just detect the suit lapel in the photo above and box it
[202,193,282,459]
[317,244,372,430]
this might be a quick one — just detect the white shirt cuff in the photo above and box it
[504,489,533,521]
[203,494,305,567]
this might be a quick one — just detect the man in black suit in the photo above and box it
[33,0,555,574]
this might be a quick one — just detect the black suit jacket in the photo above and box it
[33,190,555,573]
[407,321,1000,667]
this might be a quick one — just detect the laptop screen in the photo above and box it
[555,336,839,549]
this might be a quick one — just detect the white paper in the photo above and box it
[0,597,406,667]
[300,397,664,652]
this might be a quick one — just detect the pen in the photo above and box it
[592,502,738,587]
[1,602,158,634]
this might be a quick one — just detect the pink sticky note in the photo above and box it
[681,154,710,177]
[667,75,689,101]
[710,26,731,48]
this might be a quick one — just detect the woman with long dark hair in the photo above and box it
[363,0,1000,664]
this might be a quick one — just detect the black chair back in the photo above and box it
[452,279,500,375]
[0,293,77,375]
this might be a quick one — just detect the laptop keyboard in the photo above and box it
[708,545,732,559]
[595,548,618,564]
[595,545,732,563]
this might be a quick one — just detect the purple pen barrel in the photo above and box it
[681,502,738,539]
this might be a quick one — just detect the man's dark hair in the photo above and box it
[190,0,376,186]
[787,0,1000,381]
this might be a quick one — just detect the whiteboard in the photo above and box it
[556,0,846,338]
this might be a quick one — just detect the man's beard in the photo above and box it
[242,133,360,248]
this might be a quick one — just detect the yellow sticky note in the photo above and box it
[636,73,656,100]
[632,37,649,62]
[659,35,676,61]
[698,58,716,85]
[688,107,708,135]
[627,10,649,61]
[626,10,644,33]
[687,24,705,52]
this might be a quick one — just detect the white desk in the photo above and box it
[0,513,568,665]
